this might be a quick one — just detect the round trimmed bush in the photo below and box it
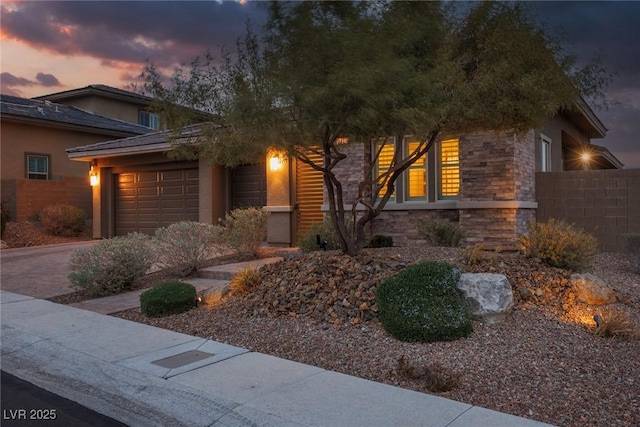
[140,281,197,318]
[376,261,472,342]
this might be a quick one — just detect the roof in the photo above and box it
[67,123,205,160]
[1,94,153,137]
[589,143,624,169]
[33,84,154,105]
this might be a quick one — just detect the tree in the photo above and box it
[142,0,609,256]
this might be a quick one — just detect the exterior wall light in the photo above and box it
[269,154,285,172]
[89,161,99,186]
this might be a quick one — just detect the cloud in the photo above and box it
[35,72,60,87]
[0,1,266,70]
[1,71,62,96]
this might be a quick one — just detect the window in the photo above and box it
[373,136,460,203]
[374,137,396,200]
[139,111,159,129]
[26,154,49,180]
[439,139,460,199]
[540,134,551,172]
[405,137,427,200]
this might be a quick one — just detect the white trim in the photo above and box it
[264,206,294,212]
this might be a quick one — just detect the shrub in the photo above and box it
[229,266,261,294]
[396,356,460,393]
[368,235,393,248]
[593,310,637,340]
[140,281,196,317]
[215,207,269,257]
[153,221,222,277]
[39,204,86,237]
[417,219,466,247]
[519,219,597,271]
[297,218,341,252]
[622,233,640,274]
[376,261,472,342]
[462,243,486,266]
[68,233,153,296]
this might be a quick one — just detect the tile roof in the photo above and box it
[1,94,153,136]
[33,84,154,104]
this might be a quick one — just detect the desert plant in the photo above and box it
[229,266,261,294]
[376,261,472,342]
[593,310,637,340]
[153,221,222,276]
[396,356,460,393]
[140,281,197,317]
[622,233,640,274]
[297,218,342,252]
[215,207,269,257]
[368,235,393,248]
[417,219,466,247]
[68,233,153,296]
[462,243,486,266]
[39,203,86,237]
[519,218,597,271]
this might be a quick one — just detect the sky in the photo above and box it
[1,1,638,168]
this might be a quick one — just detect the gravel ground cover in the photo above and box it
[5,222,638,426]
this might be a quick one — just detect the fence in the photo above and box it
[535,169,640,252]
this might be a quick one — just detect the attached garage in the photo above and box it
[115,166,199,235]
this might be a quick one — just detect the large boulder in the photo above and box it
[457,273,513,323]
[571,273,615,305]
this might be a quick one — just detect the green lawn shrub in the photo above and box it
[297,217,342,252]
[153,221,222,276]
[376,261,472,342]
[140,281,196,317]
[622,233,640,274]
[417,219,466,247]
[215,207,269,257]
[519,218,597,271]
[68,233,153,296]
[368,234,393,248]
[39,203,86,237]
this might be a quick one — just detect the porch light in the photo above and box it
[89,162,99,186]
[581,152,591,162]
[269,154,285,172]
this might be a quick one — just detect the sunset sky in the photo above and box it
[1,1,638,167]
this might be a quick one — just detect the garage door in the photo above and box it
[115,168,198,235]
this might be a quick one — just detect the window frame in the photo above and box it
[437,138,460,200]
[25,153,50,180]
[373,137,397,201]
[404,136,428,202]
[540,133,552,172]
[139,110,159,130]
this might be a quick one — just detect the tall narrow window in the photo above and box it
[405,137,427,200]
[26,154,49,180]
[374,138,396,200]
[540,134,551,172]
[139,111,159,129]
[439,139,460,199]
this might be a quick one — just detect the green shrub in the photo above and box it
[68,233,153,296]
[368,235,393,248]
[140,281,196,317]
[153,221,222,276]
[622,233,640,274]
[215,207,269,257]
[519,219,597,271]
[39,204,86,237]
[297,216,355,252]
[376,261,472,342]
[417,219,466,247]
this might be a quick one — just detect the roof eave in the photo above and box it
[574,98,608,139]
[68,143,173,162]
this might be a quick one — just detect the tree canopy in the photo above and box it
[141,0,610,255]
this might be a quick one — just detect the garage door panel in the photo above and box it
[115,167,198,236]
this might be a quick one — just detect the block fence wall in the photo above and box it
[536,169,640,252]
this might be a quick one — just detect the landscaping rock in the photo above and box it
[457,273,513,322]
[570,273,615,305]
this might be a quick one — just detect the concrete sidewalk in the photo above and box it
[1,291,553,426]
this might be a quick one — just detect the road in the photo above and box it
[1,371,127,427]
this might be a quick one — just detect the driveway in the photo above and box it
[0,241,97,298]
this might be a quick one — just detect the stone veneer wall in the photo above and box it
[370,209,458,247]
[327,143,365,205]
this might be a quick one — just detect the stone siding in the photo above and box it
[371,209,458,247]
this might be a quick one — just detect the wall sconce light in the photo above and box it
[89,161,99,186]
[269,153,285,172]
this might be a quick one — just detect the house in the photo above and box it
[34,84,161,130]
[0,94,152,223]
[67,95,623,249]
